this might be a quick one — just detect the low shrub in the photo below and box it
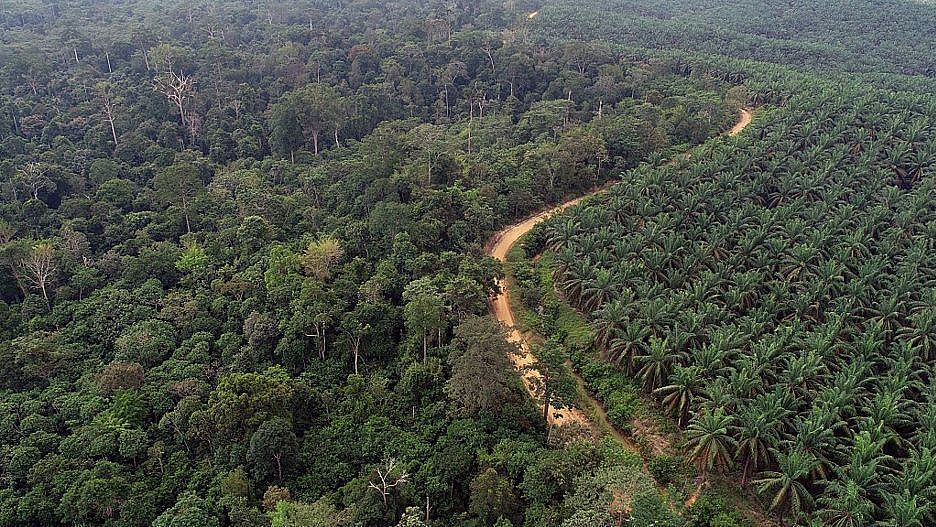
[647,454,680,486]
[685,494,749,527]
[628,492,681,527]
[604,389,639,430]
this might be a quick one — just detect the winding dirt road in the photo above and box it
[489,195,597,428]
[730,108,753,136]
[487,108,754,430]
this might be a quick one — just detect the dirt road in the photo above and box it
[729,108,753,136]
[487,107,754,428]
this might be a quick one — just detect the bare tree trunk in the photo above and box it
[156,68,195,141]
[542,379,551,421]
[307,322,328,359]
[106,51,112,73]
[107,114,118,147]
[186,111,200,146]
[142,46,151,71]
[467,106,473,154]
[312,130,319,155]
[443,84,449,118]
[101,92,119,148]
[181,196,192,234]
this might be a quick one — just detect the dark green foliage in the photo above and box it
[541,0,936,76]
[0,1,931,526]
[686,495,748,527]
[545,73,936,527]
[629,492,682,527]
[152,492,219,527]
[576,353,641,432]
[647,455,680,487]
[247,418,299,483]
[468,467,520,524]
[445,316,520,415]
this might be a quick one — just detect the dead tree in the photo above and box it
[96,82,120,148]
[18,241,57,304]
[368,458,409,507]
[16,163,55,200]
[155,69,197,145]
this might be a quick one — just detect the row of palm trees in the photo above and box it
[536,84,936,525]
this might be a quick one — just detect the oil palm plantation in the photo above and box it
[531,82,936,526]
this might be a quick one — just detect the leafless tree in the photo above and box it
[186,110,202,146]
[436,61,466,119]
[16,163,55,200]
[347,330,364,374]
[23,66,42,95]
[409,124,447,186]
[368,458,409,507]
[96,82,120,148]
[480,34,497,74]
[18,241,57,303]
[59,228,90,271]
[155,68,197,144]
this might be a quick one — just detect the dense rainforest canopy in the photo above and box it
[0,1,933,527]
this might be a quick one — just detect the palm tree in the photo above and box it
[734,404,779,484]
[591,299,629,352]
[876,490,929,527]
[898,310,936,362]
[635,336,674,392]
[581,268,616,312]
[606,319,648,374]
[685,408,737,480]
[654,365,702,426]
[536,84,936,527]
[816,479,876,527]
[546,216,581,251]
[754,449,818,525]
[892,447,936,503]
